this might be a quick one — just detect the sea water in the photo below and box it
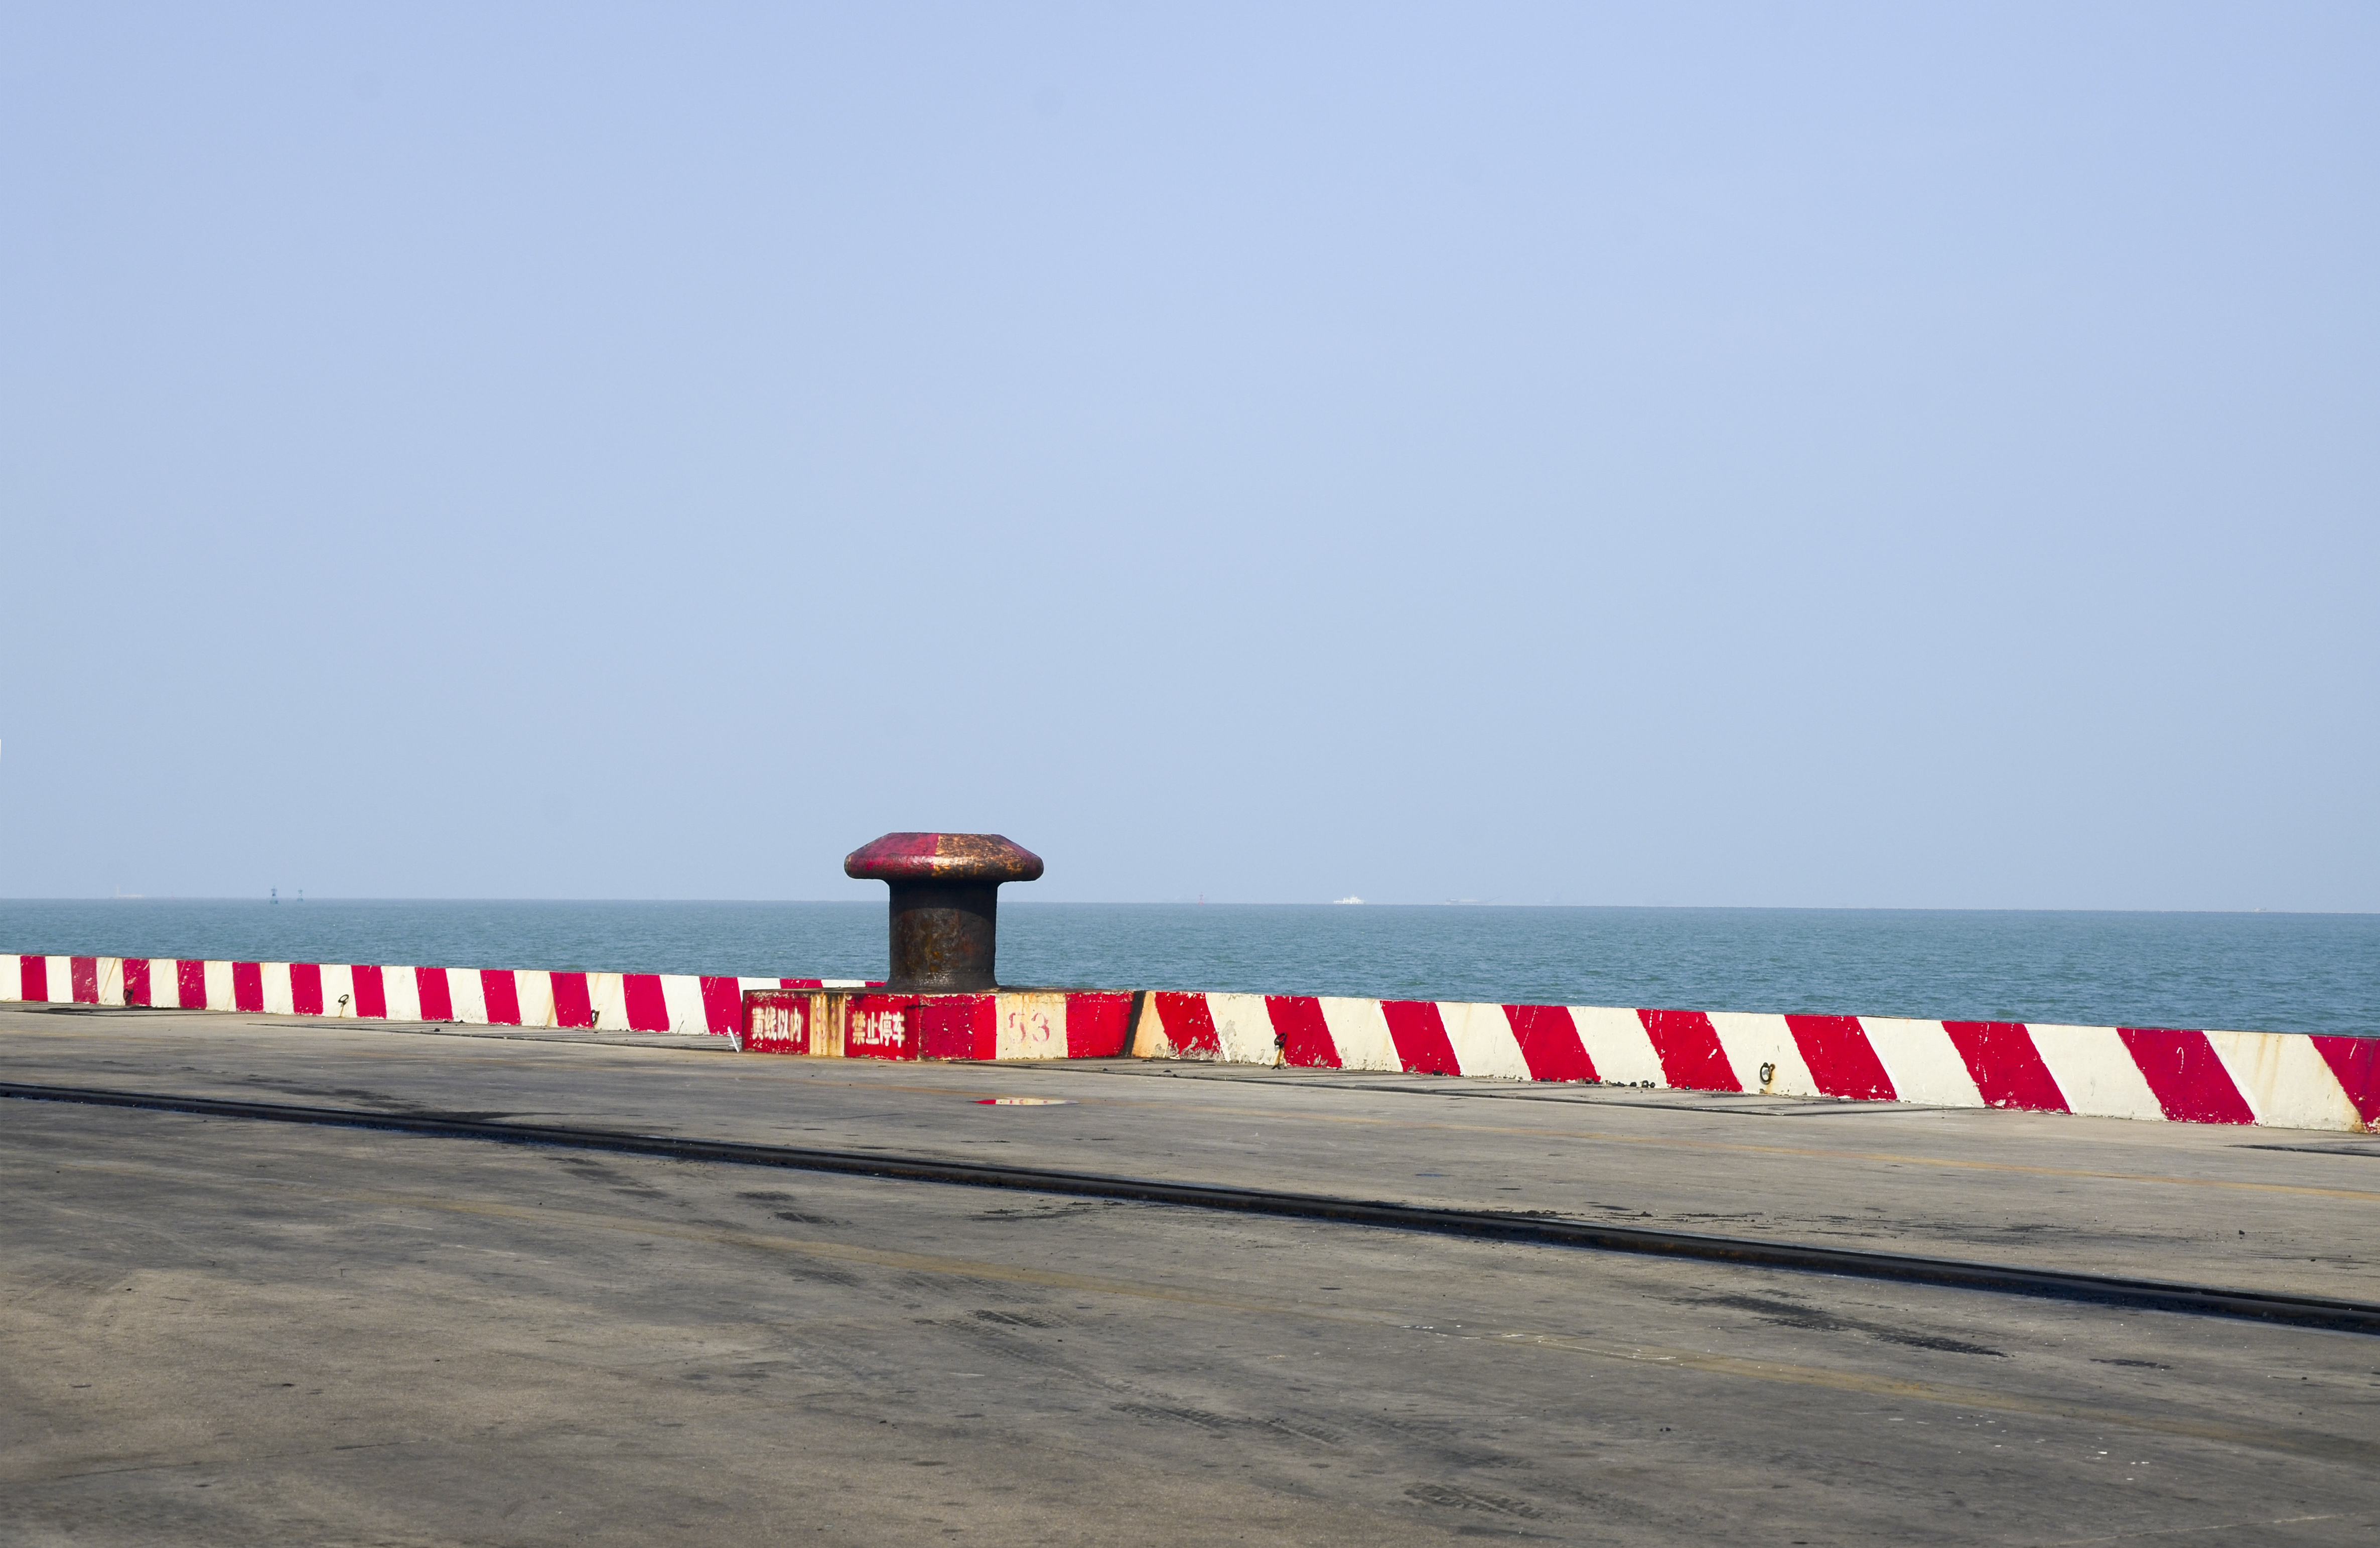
[0,899,2371,1039]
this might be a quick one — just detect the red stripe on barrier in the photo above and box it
[181,960,210,1009]
[2118,1028,2256,1125]
[20,956,46,1002]
[1065,993,1135,1058]
[623,974,669,1033]
[1269,996,1336,1068]
[919,995,996,1060]
[1151,991,1222,1056]
[71,956,99,1003]
[1504,1004,1596,1082]
[416,967,453,1022]
[290,962,324,1016]
[1638,1009,1740,1092]
[551,973,594,1029]
[1381,1000,1461,1076]
[699,976,742,1035]
[1942,1022,2068,1112]
[232,962,264,1013]
[481,969,521,1026]
[1786,1015,1896,1101]
[2311,1037,2380,1126]
[123,958,152,1007]
[351,964,387,1019]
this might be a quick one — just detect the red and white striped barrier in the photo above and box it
[1128,992,2380,1133]
[1,953,866,1037]
[11,951,2374,1131]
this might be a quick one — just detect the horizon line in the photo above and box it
[0,897,2368,918]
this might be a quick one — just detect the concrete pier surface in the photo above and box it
[6,1005,2377,1545]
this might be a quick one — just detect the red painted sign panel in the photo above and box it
[844,994,919,1061]
[743,990,811,1055]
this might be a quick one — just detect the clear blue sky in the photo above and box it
[3,5,2373,909]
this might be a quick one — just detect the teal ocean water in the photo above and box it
[1,899,2372,1038]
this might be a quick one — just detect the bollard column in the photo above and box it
[844,833,1044,993]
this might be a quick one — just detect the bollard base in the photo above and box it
[883,882,1002,993]
[739,987,1137,1063]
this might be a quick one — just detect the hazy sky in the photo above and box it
[3,5,2374,909]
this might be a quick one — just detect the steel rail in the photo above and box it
[8,1078,2376,1336]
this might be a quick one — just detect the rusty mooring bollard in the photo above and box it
[845,833,1044,992]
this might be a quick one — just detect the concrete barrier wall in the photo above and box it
[11,950,2372,1131]
[1,952,867,1037]
[1127,991,2380,1132]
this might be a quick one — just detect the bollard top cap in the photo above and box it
[845,832,1045,885]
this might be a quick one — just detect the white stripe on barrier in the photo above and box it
[516,970,556,1029]
[383,965,423,1023]
[1209,993,1280,1064]
[1318,996,1399,1072]
[1572,1005,1664,1086]
[263,962,295,1016]
[1708,1012,1812,1097]
[1860,1017,1984,1108]
[2030,1024,2162,1122]
[322,963,356,1017]
[586,973,627,1032]
[1438,1001,1530,1081]
[449,969,488,1025]
[2206,1028,2360,1131]
[659,974,708,1035]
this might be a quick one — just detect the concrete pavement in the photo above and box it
[5,1005,2377,1545]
